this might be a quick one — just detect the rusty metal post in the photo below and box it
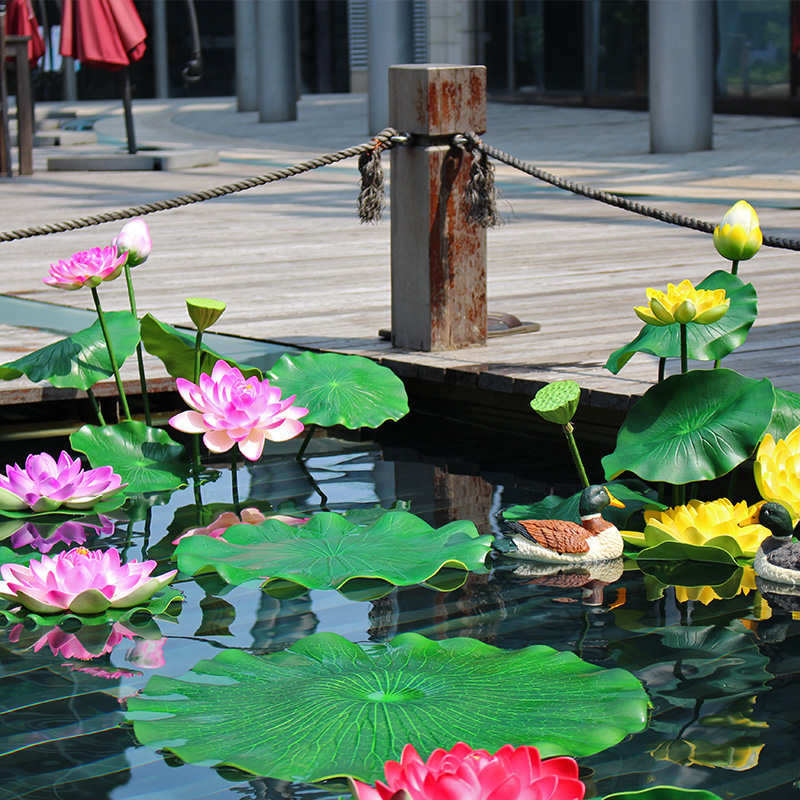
[389,64,487,351]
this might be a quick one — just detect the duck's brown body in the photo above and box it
[508,513,623,563]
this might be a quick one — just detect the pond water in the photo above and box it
[1,414,799,800]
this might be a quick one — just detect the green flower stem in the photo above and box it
[658,357,666,383]
[124,264,151,426]
[296,424,316,460]
[230,449,241,515]
[562,422,589,489]
[193,328,204,385]
[86,388,106,426]
[713,358,722,369]
[297,456,329,511]
[679,323,688,374]
[191,434,202,478]
[193,470,204,525]
[671,483,686,507]
[90,286,132,421]
[728,465,739,500]
[731,259,739,276]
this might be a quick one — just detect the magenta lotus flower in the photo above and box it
[0,547,177,614]
[113,218,152,267]
[8,620,138,660]
[0,451,125,514]
[9,516,115,553]
[172,507,309,543]
[125,636,167,669]
[169,360,309,461]
[43,245,127,290]
[351,743,585,800]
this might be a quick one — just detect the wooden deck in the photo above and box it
[1,95,798,429]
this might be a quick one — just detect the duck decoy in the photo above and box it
[505,484,625,564]
[744,501,800,586]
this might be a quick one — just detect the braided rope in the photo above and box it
[0,128,399,243]
[468,135,800,252]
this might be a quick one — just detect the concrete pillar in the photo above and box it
[367,0,413,135]
[389,64,488,351]
[62,57,77,101]
[255,0,298,122]
[152,0,169,98]
[235,0,258,112]
[649,0,714,153]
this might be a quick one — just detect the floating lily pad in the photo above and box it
[635,540,742,567]
[71,421,189,493]
[502,479,665,528]
[605,271,757,374]
[0,311,140,390]
[140,314,262,381]
[126,631,648,782]
[267,352,409,429]
[173,511,492,590]
[0,586,183,629]
[603,370,774,484]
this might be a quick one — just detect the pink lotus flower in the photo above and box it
[10,516,115,553]
[0,451,125,513]
[67,664,141,679]
[9,620,138,660]
[125,636,167,668]
[113,218,152,267]
[172,507,309,543]
[351,743,585,800]
[169,360,308,461]
[0,547,177,614]
[43,246,127,290]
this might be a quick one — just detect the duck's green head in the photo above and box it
[741,501,795,538]
[579,485,625,517]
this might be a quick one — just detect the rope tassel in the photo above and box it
[357,141,386,224]
[465,146,501,229]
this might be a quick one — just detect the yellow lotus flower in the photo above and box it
[754,424,800,522]
[713,200,762,262]
[643,498,768,558]
[673,565,757,605]
[651,738,763,770]
[633,280,730,327]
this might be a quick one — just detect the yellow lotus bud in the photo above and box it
[186,298,226,332]
[713,200,762,261]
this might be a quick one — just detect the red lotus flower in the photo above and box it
[351,743,585,800]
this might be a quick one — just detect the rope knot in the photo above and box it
[357,136,390,224]
[463,133,501,229]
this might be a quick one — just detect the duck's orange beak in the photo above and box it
[606,489,625,508]
[738,500,764,526]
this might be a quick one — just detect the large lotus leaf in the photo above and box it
[140,313,262,381]
[267,351,409,429]
[173,511,492,590]
[0,311,140,389]
[599,789,723,800]
[603,370,774,484]
[605,271,757,374]
[766,388,800,441]
[634,540,741,566]
[70,421,189,493]
[502,479,666,528]
[0,586,183,629]
[126,631,649,782]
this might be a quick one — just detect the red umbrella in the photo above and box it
[60,0,147,153]
[5,0,46,68]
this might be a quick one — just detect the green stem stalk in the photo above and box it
[124,264,151,425]
[658,357,666,383]
[90,286,132,421]
[731,259,739,276]
[86,388,106,426]
[193,328,203,385]
[230,448,241,515]
[679,323,688,374]
[296,424,316,460]
[563,422,590,489]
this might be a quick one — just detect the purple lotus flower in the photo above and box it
[0,547,177,614]
[113,218,152,267]
[169,360,308,461]
[43,246,127,291]
[9,516,115,553]
[0,452,125,513]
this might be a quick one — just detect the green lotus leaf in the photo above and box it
[140,313,262,381]
[173,511,492,590]
[766,387,800,441]
[126,631,649,782]
[0,546,32,567]
[0,496,125,520]
[635,540,741,566]
[0,586,183,629]
[603,369,774,484]
[267,351,409,429]
[638,561,744,596]
[502,479,665,528]
[600,788,724,800]
[605,271,757,373]
[0,311,140,389]
[70,421,189,493]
